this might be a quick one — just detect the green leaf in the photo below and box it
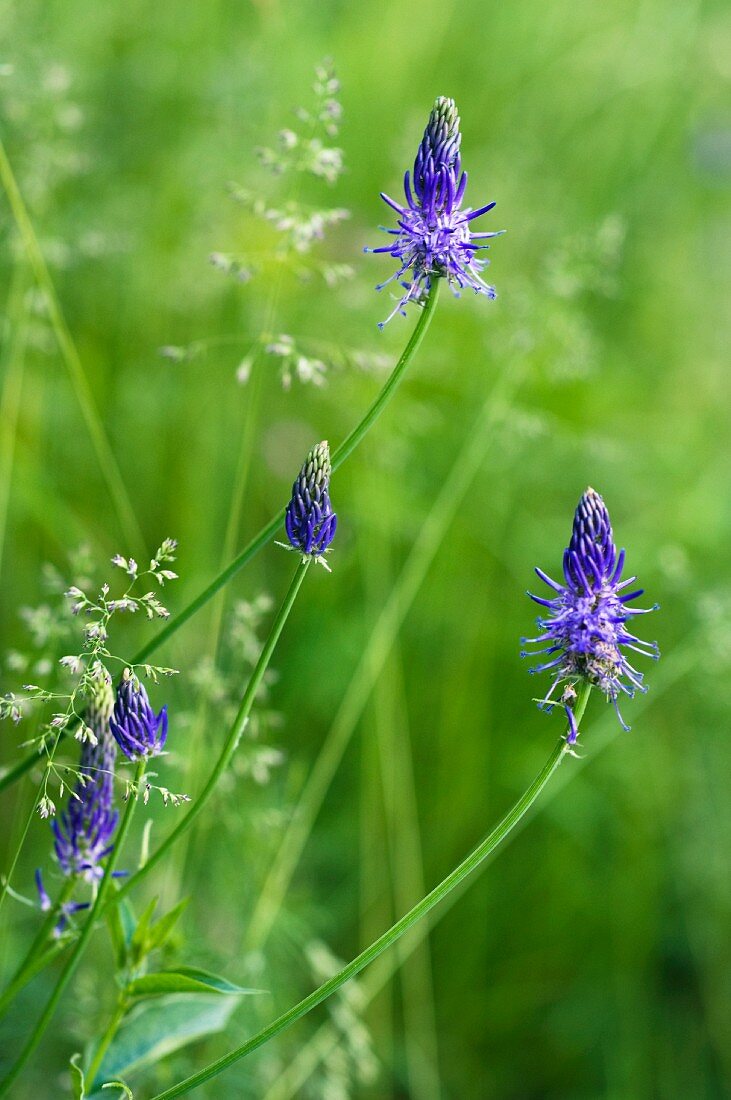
[145,897,190,954]
[69,1052,87,1099]
[107,894,139,968]
[128,896,158,965]
[127,966,262,999]
[92,994,240,1086]
[106,906,127,970]
[118,899,137,949]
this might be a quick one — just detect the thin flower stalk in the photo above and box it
[110,558,312,907]
[0,758,146,1097]
[150,691,591,1099]
[0,280,441,797]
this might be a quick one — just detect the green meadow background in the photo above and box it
[1,0,730,1096]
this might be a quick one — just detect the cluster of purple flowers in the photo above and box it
[366,96,501,326]
[50,681,118,884]
[38,673,169,920]
[283,440,337,564]
[110,671,168,760]
[523,488,659,743]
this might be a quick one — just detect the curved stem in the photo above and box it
[0,281,432,987]
[0,283,440,799]
[86,992,129,1088]
[130,279,440,666]
[0,876,75,1020]
[0,759,146,1097]
[0,138,144,553]
[110,559,310,907]
[151,688,592,1099]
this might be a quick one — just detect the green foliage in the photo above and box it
[126,967,260,999]
[91,996,239,1090]
[0,0,729,1097]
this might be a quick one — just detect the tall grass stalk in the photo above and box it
[110,559,311,905]
[262,642,696,1100]
[0,759,147,1097]
[0,138,144,553]
[243,358,523,955]
[150,688,590,1099]
[0,262,29,579]
[364,537,440,1099]
[0,280,441,797]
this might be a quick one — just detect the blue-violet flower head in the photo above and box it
[51,679,119,882]
[365,95,502,326]
[110,670,168,760]
[522,487,659,742]
[283,440,337,567]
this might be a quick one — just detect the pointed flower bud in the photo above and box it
[283,441,337,565]
[522,488,659,740]
[51,678,119,881]
[110,670,168,760]
[366,95,502,326]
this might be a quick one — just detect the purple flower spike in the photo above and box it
[283,441,337,568]
[522,488,659,738]
[110,671,168,761]
[365,96,502,326]
[51,680,119,882]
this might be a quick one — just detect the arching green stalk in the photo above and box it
[0,281,441,797]
[0,877,74,1020]
[112,559,311,904]
[0,551,309,1028]
[0,759,147,1097]
[0,138,143,553]
[151,688,591,1099]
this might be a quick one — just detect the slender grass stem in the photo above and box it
[0,759,146,1097]
[0,282,440,798]
[86,992,129,1088]
[243,361,522,954]
[263,651,696,1100]
[167,233,286,897]
[150,689,591,1099]
[0,733,66,917]
[0,137,144,553]
[0,261,29,580]
[109,559,310,906]
[130,280,440,667]
[0,877,74,1020]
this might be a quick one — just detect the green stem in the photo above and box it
[0,735,66,915]
[130,279,440,667]
[0,876,75,1020]
[0,137,144,553]
[110,559,310,907]
[0,282,440,799]
[151,688,592,1099]
[86,992,129,1088]
[0,759,146,1097]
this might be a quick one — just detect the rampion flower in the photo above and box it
[50,680,119,882]
[522,488,659,741]
[365,95,501,326]
[282,440,337,567]
[110,671,168,759]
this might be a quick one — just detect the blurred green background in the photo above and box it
[1,0,730,1096]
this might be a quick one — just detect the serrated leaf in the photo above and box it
[127,966,261,998]
[91,994,240,1087]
